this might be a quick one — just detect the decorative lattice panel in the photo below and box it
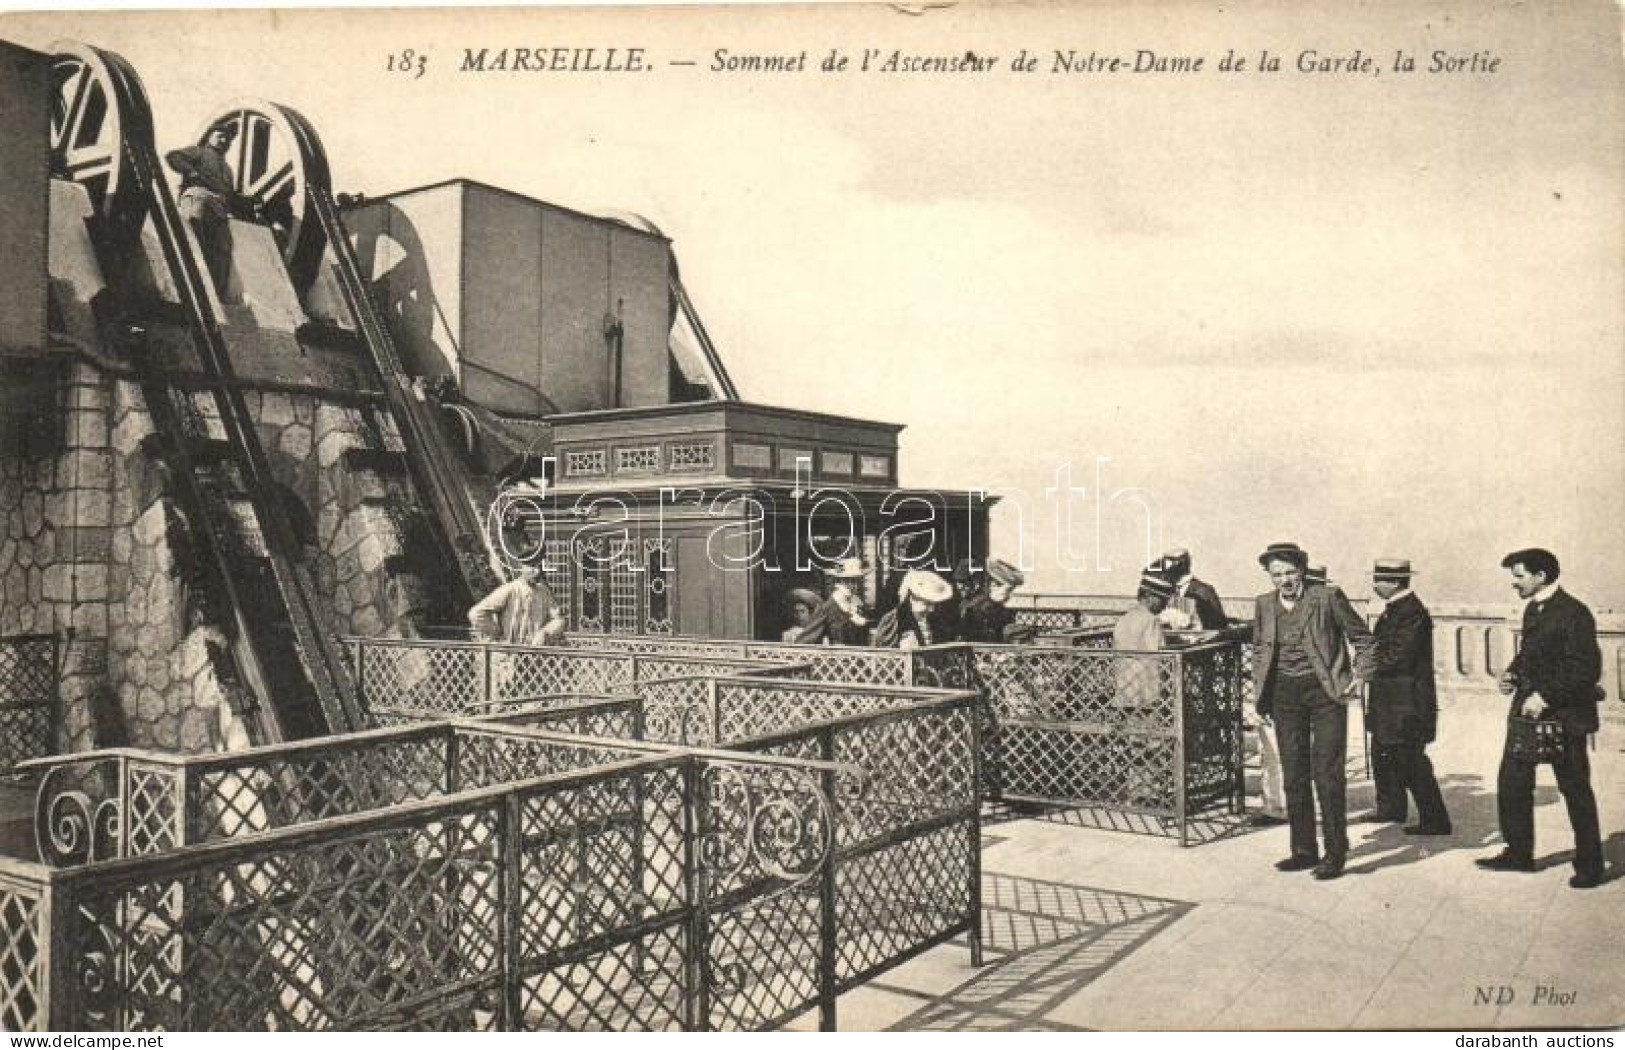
[0,635,57,773]
[455,731,643,791]
[1180,645,1246,810]
[0,877,45,1031]
[707,890,822,1031]
[488,648,634,703]
[636,678,714,746]
[126,763,185,856]
[60,808,505,1031]
[643,539,674,635]
[742,646,912,687]
[667,442,715,472]
[713,682,919,744]
[834,822,973,985]
[358,643,483,716]
[830,704,975,850]
[518,930,687,1031]
[190,735,450,842]
[973,646,1179,731]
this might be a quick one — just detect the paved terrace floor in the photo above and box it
[798,694,1625,1031]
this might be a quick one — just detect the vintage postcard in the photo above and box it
[0,0,1620,1034]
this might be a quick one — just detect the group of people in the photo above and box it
[468,541,1607,892]
[780,555,1030,649]
[1230,541,1605,888]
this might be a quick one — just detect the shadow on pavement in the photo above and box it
[1344,773,1555,876]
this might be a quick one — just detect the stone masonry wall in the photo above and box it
[4,356,448,757]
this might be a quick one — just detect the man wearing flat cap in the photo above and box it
[872,570,954,649]
[1477,548,1604,889]
[1252,541,1377,880]
[1157,549,1229,631]
[1368,559,1451,834]
[960,558,1026,643]
[166,123,242,297]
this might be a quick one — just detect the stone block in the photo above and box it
[42,562,73,601]
[66,408,109,450]
[63,636,108,678]
[69,379,109,413]
[21,490,43,536]
[55,525,112,561]
[75,564,108,601]
[317,428,356,469]
[179,707,212,752]
[68,601,107,634]
[56,450,114,490]
[259,392,297,428]
[132,502,169,546]
[135,687,164,722]
[352,604,384,638]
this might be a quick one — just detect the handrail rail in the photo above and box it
[306,176,502,603]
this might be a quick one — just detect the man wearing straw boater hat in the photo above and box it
[795,557,872,646]
[1477,548,1604,889]
[1368,558,1451,835]
[781,587,824,643]
[873,569,955,649]
[1252,541,1376,880]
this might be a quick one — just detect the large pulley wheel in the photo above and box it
[48,41,153,235]
[195,100,333,289]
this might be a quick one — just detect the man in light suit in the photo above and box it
[1252,541,1377,880]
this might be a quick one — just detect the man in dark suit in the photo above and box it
[1477,548,1605,888]
[1158,549,1230,631]
[1253,541,1377,880]
[1368,559,1451,834]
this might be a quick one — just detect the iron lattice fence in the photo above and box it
[589,673,983,991]
[970,641,1246,843]
[0,634,57,776]
[6,723,858,1031]
[521,632,1248,842]
[349,638,793,723]
[24,722,651,865]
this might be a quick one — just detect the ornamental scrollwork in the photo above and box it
[35,758,123,866]
[697,763,834,900]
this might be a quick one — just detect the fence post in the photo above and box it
[967,695,985,968]
[1233,643,1247,815]
[817,726,839,1032]
[445,725,460,795]
[500,791,523,1030]
[706,680,720,746]
[680,756,709,1031]
[43,881,73,1030]
[482,644,494,707]
[1173,651,1188,847]
[351,639,364,714]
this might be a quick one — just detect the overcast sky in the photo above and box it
[7,1,1622,608]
